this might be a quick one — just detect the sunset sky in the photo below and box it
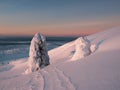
[0,0,120,36]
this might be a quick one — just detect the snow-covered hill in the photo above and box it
[0,27,120,90]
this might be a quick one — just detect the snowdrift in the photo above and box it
[0,27,120,90]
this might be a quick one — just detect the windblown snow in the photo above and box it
[0,27,120,90]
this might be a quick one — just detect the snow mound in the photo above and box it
[49,36,97,63]
[90,44,98,53]
[71,37,91,61]
[25,33,49,74]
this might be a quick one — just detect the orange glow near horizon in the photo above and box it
[0,20,120,36]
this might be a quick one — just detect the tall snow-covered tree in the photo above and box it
[25,33,50,73]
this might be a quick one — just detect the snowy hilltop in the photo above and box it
[25,33,50,74]
[0,27,120,90]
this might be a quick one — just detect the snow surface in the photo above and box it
[0,27,120,90]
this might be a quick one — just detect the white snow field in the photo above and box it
[0,27,120,90]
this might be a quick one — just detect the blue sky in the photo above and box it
[0,0,120,36]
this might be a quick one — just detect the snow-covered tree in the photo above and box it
[71,36,91,60]
[25,33,50,73]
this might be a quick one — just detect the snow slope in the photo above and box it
[0,27,120,90]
